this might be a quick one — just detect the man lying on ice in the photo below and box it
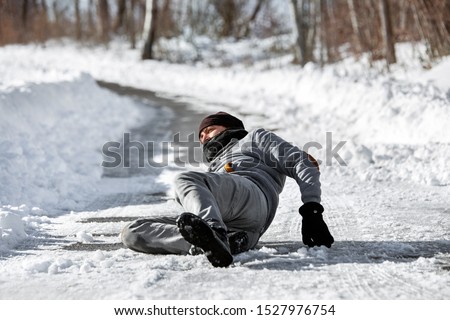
[121,111,334,267]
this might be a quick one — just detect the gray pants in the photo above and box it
[121,171,269,255]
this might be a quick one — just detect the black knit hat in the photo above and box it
[198,111,244,138]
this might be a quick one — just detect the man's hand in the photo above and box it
[299,202,334,248]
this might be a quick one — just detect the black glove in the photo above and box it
[299,202,334,248]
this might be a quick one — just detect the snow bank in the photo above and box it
[0,74,143,252]
[0,74,142,209]
[423,57,450,91]
[0,207,27,253]
[2,41,449,144]
[13,42,450,141]
[19,41,449,185]
[1,41,449,189]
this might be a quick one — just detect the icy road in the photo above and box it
[1,81,449,300]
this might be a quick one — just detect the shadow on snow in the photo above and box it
[233,240,450,271]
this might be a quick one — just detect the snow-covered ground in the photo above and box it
[0,39,449,300]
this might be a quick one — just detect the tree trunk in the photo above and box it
[40,0,48,22]
[36,0,49,41]
[399,0,407,32]
[318,0,325,66]
[242,0,265,38]
[52,1,60,32]
[325,0,339,62]
[97,0,110,43]
[142,0,158,60]
[75,0,82,40]
[22,0,28,27]
[215,0,237,38]
[41,0,48,12]
[87,0,95,37]
[114,0,126,33]
[306,0,316,63]
[159,0,176,37]
[127,0,137,49]
[21,0,29,41]
[290,0,307,65]
[347,0,364,54]
[412,0,450,59]
[379,0,397,65]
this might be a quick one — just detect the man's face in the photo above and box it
[199,125,227,144]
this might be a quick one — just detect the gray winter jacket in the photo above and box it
[208,128,321,231]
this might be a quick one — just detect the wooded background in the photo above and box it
[0,0,449,67]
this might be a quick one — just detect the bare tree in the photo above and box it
[213,0,238,38]
[323,0,340,62]
[22,0,28,27]
[305,0,317,63]
[412,0,450,60]
[184,1,215,38]
[159,0,179,37]
[290,0,307,65]
[113,0,126,33]
[0,1,6,43]
[52,1,60,31]
[40,0,49,35]
[399,0,407,33]
[142,0,158,60]
[41,0,48,13]
[21,0,29,41]
[97,0,110,42]
[317,0,325,66]
[379,0,396,65]
[347,0,365,54]
[127,0,137,49]
[1,0,449,66]
[75,0,82,40]
[87,0,95,37]
[241,0,265,38]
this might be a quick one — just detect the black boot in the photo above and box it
[176,212,233,268]
[228,231,249,254]
[189,231,249,255]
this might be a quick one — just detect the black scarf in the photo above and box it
[203,128,248,162]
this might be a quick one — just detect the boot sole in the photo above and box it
[177,213,233,268]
